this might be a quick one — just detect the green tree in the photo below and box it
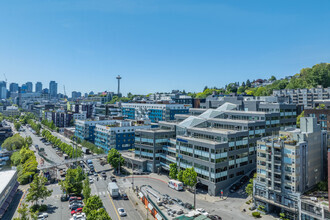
[177,170,184,182]
[296,111,304,128]
[245,173,257,196]
[11,151,22,166]
[107,148,124,172]
[169,163,178,179]
[89,208,111,220]
[246,79,252,87]
[15,203,29,220]
[182,167,197,188]
[59,167,84,194]
[26,174,53,205]
[2,134,26,151]
[14,122,21,131]
[83,195,103,217]
[30,210,39,220]
[83,175,92,203]
[269,75,277,81]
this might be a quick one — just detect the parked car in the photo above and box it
[69,196,82,202]
[184,203,193,209]
[94,172,98,177]
[61,195,69,202]
[70,204,83,211]
[69,201,83,209]
[196,208,209,216]
[37,213,48,219]
[121,193,128,200]
[89,177,94,184]
[71,208,83,215]
[118,208,127,217]
[101,172,107,179]
[209,215,222,220]
[229,183,240,193]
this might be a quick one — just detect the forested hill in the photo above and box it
[188,63,330,98]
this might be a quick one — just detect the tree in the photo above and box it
[245,173,257,196]
[107,148,124,172]
[30,210,39,220]
[182,167,197,188]
[177,170,184,182]
[59,167,84,194]
[169,163,178,179]
[14,122,21,131]
[83,175,91,203]
[88,208,111,220]
[83,195,103,217]
[269,75,277,81]
[246,79,252,87]
[15,203,29,220]
[11,151,22,166]
[203,86,208,92]
[296,111,304,128]
[26,174,53,205]
[2,134,26,151]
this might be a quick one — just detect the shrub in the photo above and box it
[252,212,261,218]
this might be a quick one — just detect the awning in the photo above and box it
[148,203,154,210]
[138,192,144,198]
[155,213,163,220]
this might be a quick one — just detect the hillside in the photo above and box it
[189,63,330,98]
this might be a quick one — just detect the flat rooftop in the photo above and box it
[0,170,17,194]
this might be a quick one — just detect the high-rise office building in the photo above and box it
[9,83,19,93]
[26,82,33,93]
[21,84,27,93]
[35,82,42,93]
[49,81,58,98]
[0,81,7,99]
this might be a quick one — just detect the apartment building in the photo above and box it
[44,110,73,128]
[273,86,330,108]
[122,103,190,122]
[94,120,151,152]
[75,119,115,142]
[253,117,327,219]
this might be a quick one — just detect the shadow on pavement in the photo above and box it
[47,204,58,214]
[2,189,23,220]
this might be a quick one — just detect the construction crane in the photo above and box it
[63,85,67,102]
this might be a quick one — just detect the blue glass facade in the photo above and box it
[148,109,164,122]
[75,124,96,142]
[122,108,135,119]
[169,109,189,120]
[94,130,135,153]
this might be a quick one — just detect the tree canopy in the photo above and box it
[169,163,178,179]
[107,148,124,172]
[26,174,53,205]
[182,167,197,188]
[59,167,84,194]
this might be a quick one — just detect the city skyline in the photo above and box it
[0,1,329,95]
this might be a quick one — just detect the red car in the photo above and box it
[69,196,82,202]
[71,208,83,215]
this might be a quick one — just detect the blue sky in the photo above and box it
[0,0,329,95]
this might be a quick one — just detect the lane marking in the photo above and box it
[107,191,121,220]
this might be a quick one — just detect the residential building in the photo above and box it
[0,150,11,168]
[0,123,13,142]
[75,119,115,142]
[44,110,73,128]
[26,82,33,93]
[94,103,122,118]
[35,82,42,93]
[0,169,19,219]
[273,86,330,109]
[94,120,151,152]
[49,81,58,98]
[0,81,6,99]
[3,106,20,117]
[9,83,18,93]
[73,112,87,121]
[122,103,190,122]
[253,117,327,219]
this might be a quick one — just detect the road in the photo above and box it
[15,123,141,220]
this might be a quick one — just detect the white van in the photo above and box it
[168,180,183,191]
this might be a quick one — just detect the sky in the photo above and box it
[0,0,330,96]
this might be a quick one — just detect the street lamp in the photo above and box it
[194,178,200,210]
[127,158,134,190]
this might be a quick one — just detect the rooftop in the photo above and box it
[0,169,17,194]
